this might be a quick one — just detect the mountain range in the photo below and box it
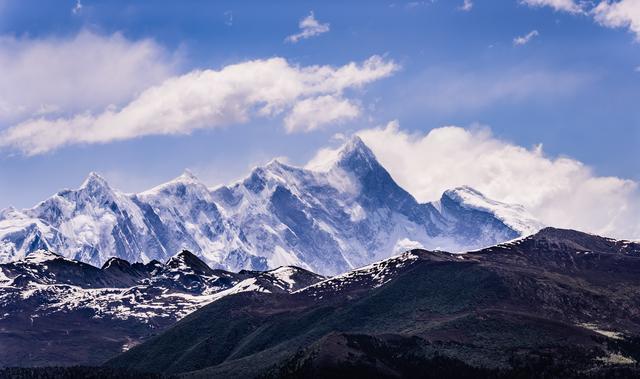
[0,137,542,276]
[104,227,640,378]
[0,249,323,367]
[2,228,640,377]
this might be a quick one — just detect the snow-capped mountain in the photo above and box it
[0,249,324,322]
[0,137,542,275]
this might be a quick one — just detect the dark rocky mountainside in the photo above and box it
[106,228,640,378]
[0,251,324,367]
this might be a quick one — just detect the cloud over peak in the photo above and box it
[349,121,640,240]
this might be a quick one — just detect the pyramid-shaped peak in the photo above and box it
[305,135,379,173]
[167,169,203,185]
[140,169,208,197]
[339,135,375,159]
[101,256,132,270]
[264,158,289,170]
[178,169,199,181]
[166,250,213,275]
[80,171,111,190]
[333,135,381,176]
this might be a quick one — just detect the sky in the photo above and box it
[0,0,638,238]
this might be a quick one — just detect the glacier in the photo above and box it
[0,137,543,275]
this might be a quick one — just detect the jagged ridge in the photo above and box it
[0,137,543,275]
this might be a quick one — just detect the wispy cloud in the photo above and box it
[520,0,584,14]
[224,10,233,26]
[0,31,177,125]
[513,29,540,45]
[0,55,398,155]
[285,11,330,43]
[71,0,82,15]
[398,65,589,112]
[459,0,474,12]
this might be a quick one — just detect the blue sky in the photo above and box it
[0,0,638,237]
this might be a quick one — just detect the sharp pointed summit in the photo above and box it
[305,135,379,174]
[166,250,214,276]
[176,169,199,182]
[333,136,381,175]
[0,137,543,275]
[80,171,111,191]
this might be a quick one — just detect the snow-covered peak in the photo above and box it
[267,266,306,288]
[175,169,199,183]
[0,206,17,221]
[264,158,288,170]
[297,250,423,297]
[24,250,64,264]
[140,169,206,195]
[305,136,378,174]
[80,172,111,191]
[165,250,213,275]
[442,186,544,235]
[237,159,306,196]
[340,135,373,157]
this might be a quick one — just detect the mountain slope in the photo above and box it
[0,137,542,275]
[106,228,640,378]
[0,251,323,367]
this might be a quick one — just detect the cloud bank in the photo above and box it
[0,55,397,155]
[311,122,640,239]
[284,96,360,133]
[0,31,176,125]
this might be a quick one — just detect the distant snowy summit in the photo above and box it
[0,137,543,275]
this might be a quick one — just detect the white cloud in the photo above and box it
[341,122,640,239]
[520,0,584,13]
[593,0,640,40]
[0,55,398,155]
[285,11,330,43]
[0,31,176,125]
[513,30,540,45]
[459,0,474,11]
[284,95,360,133]
[523,0,640,40]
